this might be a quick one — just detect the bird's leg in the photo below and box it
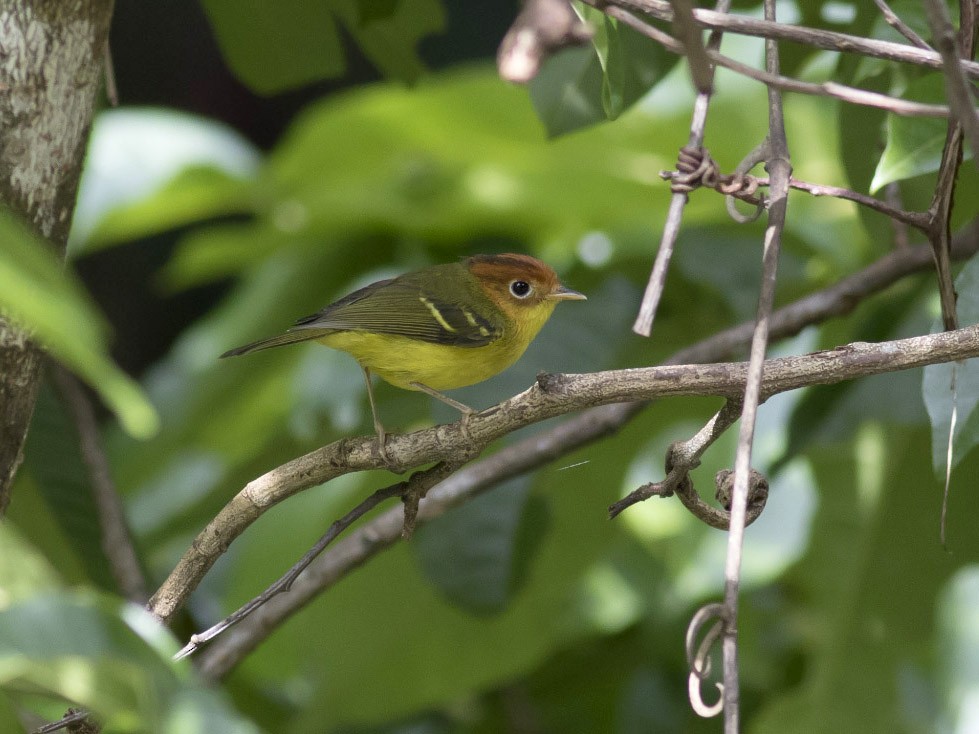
[409,382,476,442]
[362,368,394,467]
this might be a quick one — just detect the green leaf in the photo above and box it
[413,476,538,615]
[753,428,979,733]
[0,209,158,438]
[871,74,974,192]
[200,0,345,94]
[72,108,260,252]
[0,592,260,734]
[529,11,674,137]
[530,45,607,137]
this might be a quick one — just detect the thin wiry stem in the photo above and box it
[721,1,791,728]
[873,0,932,50]
[631,0,733,337]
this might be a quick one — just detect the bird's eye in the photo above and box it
[509,280,532,298]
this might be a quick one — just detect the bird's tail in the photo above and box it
[220,328,331,358]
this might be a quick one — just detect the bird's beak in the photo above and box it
[549,284,587,301]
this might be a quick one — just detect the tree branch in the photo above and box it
[148,223,979,627]
[593,4,955,118]
[197,315,979,679]
[609,0,979,78]
[873,0,932,50]
[923,0,979,170]
[630,0,733,337]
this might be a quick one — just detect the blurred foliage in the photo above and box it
[3,1,979,733]
[200,0,445,93]
[0,209,158,438]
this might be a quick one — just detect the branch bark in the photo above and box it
[0,0,114,515]
[148,225,979,630]
[198,316,979,678]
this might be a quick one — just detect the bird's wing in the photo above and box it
[291,274,502,347]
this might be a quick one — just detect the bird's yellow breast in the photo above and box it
[319,300,558,391]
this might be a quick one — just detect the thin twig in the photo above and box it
[174,462,457,659]
[923,0,979,172]
[31,709,94,734]
[608,400,743,519]
[598,5,955,118]
[630,0,733,337]
[51,365,147,604]
[611,0,979,78]
[198,321,979,679]
[102,42,118,107]
[148,225,979,631]
[922,0,977,332]
[873,0,932,50]
[670,0,714,93]
[721,1,791,727]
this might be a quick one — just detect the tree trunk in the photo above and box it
[0,0,114,515]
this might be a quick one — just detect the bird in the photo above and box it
[221,253,586,461]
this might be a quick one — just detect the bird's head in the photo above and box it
[466,253,585,335]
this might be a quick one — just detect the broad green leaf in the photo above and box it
[200,0,345,94]
[72,108,260,252]
[936,569,979,732]
[529,10,674,137]
[777,284,930,467]
[0,593,260,734]
[530,45,607,137]
[871,75,974,192]
[0,210,158,438]
[924,255,979,472]
[413,476,536,614]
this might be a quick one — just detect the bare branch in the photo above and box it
[610,0,979,78]
[594,4,955,118]
[873,0,932,50]
[630,0,734,337]
[196,317,979,678]
[923,0,979,170]
[174,462,457,660]
[669,0,713,93]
